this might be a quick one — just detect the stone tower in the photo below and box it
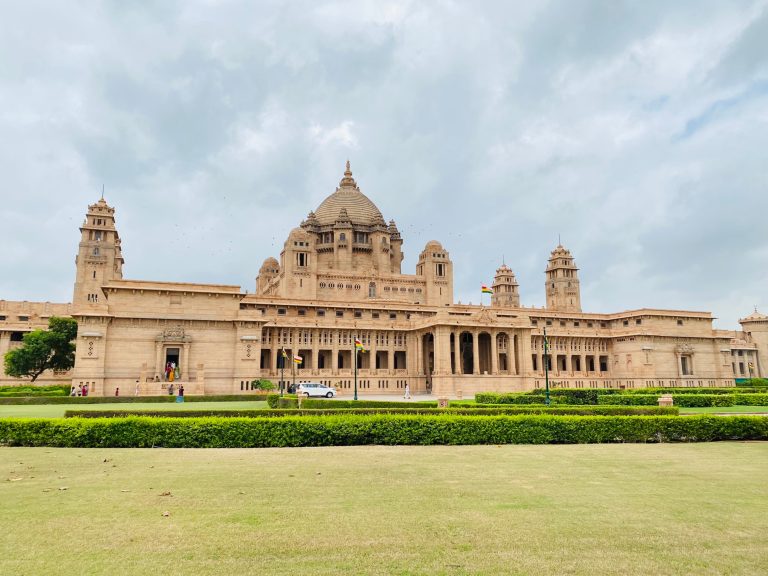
[491,263,520,308]
[73,197,124,307]
[545,243,581,312]
[739,309,768,378]
[416,240,453,306]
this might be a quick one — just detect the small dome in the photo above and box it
[424,240,443,250]
[314,161,385,226]
[742,308,768,322]
[260,257,279,273]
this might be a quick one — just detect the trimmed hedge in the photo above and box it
[0,385,71,397]
[266,394,437,409]
[63,405,679,418]
[737,378,768,387]
[623,387,766,395]
[1,414,766,447]
[599,394,768,407]
[0,394,270,405]
[474,393,552,405]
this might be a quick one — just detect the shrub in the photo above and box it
[0,394,270,405]
[267,395,437,409]
[475,393,551,405]
[737,378,768,387]
[732,394,768,406]
[2,414,766,447]
[64,405,679,418]
[0,385,71,397]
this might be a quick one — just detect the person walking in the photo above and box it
[167,382,174,396]
[404,383,411,399]
[115,387,120,397]
[134,380,140,396]
[70,385,77,397]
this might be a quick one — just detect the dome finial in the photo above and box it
[339,159,357,189]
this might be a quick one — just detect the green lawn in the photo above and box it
[0,401,268,418]
[680,405,768,414]
[1,444,767,575]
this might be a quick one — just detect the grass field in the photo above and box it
[0,401,268,418]
[1,444,766,575]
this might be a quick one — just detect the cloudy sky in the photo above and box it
[1,1,766,328]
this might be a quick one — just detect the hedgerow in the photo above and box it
[1,414,766,447]
[0,394,270,405]
[598,394,768,407]
[63,405,679,418]
[266,395,437,409]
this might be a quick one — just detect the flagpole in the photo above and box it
[353,337,358,401]
[543,326,551,406]
[292,350,296,394]
[280,349,285,397]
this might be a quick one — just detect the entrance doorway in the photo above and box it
[165,347,180,381]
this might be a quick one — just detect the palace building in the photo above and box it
[1,162,766,395]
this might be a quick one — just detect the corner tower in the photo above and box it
[491,263,520,308]
[545,243,581,312]
[73,197,124,307]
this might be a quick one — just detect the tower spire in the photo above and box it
[101,184,105,201]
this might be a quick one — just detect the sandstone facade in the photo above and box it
[1,163,765,395]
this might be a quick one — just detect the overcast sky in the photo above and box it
[1,1,767,329]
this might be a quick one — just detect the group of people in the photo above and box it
[167,383,185,398]
[70,383,89,397]
[164,361,180,382]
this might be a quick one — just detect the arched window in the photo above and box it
[369,282,376,298]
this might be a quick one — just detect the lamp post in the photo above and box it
[543,326,551,406]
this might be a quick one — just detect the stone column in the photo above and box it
[154,341,163,379]
[331,330,339,375]
[472,331,480,375]
[369,330,378,373]
[270,328,278,377]
[312,329,319,371]
[388,331,394,372]
[509,333,517,375]
[490,331,498,375]
[182,342,190,380]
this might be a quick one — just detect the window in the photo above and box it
[18,315,29,321]
[354,311,362,319]
[372,312,380,319]
[574,321,580,327]
[10,331,24,341]
[369,282,376,298]
[435,263,445,277]
[677,320,683,326]
[0,315,5,321]
[317,309,325,317]
[623,320,629,327]
[296,252,308,267]
[681,355,693,376]
[94,230,103,241]
[587,322,593,328]
[277,308,286,316]
[389,313,397,320]
[354,232,369,243]
[636,319,642,325]
[559,321,566,327]
[298,309,306,316]
[339,233,346,242]
[336,311,343,318]
[531,320,538,326]
[600,322,607,328]
[546,320,552,326]
[93,247,100,256]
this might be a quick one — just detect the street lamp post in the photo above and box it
[543,326,551,406]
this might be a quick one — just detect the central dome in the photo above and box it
[313,161,385,226]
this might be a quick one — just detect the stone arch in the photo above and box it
[478,332,492,374]
[459,332,474,375]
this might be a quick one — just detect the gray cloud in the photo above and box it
[1,0,766,328]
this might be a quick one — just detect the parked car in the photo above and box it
[297,382,337,398]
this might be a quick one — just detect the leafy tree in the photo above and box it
[250,379,276,391]
[4,317,78,382]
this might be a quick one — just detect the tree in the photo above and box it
[250,379,276,391]
[4,317,78,382]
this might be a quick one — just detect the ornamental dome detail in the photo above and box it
[313,161,385,226]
